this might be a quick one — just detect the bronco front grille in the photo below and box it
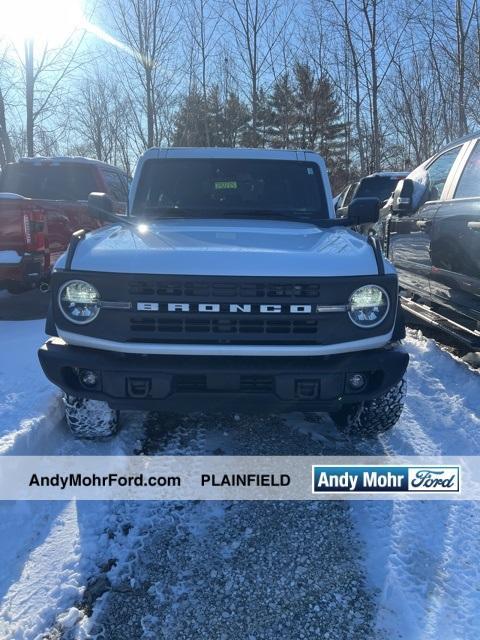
[53,273,398,346]
[125,276,334,343]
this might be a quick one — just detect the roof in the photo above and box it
[14,156,125,171]
[363,171,409,179]
[139,147,323,162]
[441,131,480,152]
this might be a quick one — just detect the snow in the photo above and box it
[406,162,430,209]
[352,332,480,639]
[0,318,478,638]
[0,318,146,639]
[0,320,60,454]
[368,172,408,179]
[0,193,26,201]
[0,251,22,264]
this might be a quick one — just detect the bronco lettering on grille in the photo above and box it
[136,302,314,314]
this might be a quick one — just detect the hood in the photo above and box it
[56,219,393,277]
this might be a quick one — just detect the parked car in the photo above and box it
[0,157,128,293]
[374,133,480,348]
[334,180,359,217]
[335,172,408,219]
[38,147,408,439]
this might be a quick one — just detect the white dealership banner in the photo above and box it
[0,456,478,500]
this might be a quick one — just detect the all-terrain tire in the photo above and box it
[63,395,119,439]
[330,378,407,437]
[6,283,31,295]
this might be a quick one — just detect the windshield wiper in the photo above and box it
[141,206,204,217]
[138,206,345,227]
[216,209,342,227]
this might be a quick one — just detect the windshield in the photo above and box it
[0,163,98,201]
[132,158,329,221]
[355,175,403,203]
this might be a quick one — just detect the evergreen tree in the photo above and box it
[173,87,249,148]
[173,89,208,146]
[241,87,270,148]
[206,85,224,146]
[221,92,249,147]
[268,73,297,148]
[293,63,347,180]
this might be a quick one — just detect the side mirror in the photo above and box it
[88,192,114,220]
[391,179,414,215]
[346,197,380,225]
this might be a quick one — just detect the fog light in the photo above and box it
[78,369,99,387]
[348,373,366,390]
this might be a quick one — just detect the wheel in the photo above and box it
[330,378,407,437]
[63,395,119,439]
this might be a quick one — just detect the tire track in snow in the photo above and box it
[352,331,480,640]
[85,413,377,640]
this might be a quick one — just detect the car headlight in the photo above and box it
[58,280,100,324]
[348,285,390,328]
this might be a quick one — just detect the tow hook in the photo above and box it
[39,281,50,293]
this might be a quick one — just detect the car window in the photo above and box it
[343,183,358,207]
[0,163,97,200]
[426,146,462,200]
[454,141,480,198]
[101,169,128,202]
[335,186,349,209]
[132,158,329,221]
[355,176,401,203]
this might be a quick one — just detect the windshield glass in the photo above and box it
[132,158,329,221]
[355,175,403,203]
[0,163,97,201]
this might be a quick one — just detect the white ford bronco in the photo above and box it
[38,148,409,438]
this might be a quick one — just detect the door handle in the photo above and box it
[467,221,480,231]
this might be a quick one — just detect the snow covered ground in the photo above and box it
[0,296,479,639]
[352,335,480,639]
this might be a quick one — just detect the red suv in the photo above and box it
[0,157,128,293]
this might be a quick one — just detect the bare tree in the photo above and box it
[386,43,444,164]
[182,0,222,145]
[14,28,88,156]
[107,0,179,149]
[0,42,14,167]
[72,71,127,163]
[224,0,292,146]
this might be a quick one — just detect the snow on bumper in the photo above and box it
[0,251,22,265]
[38,338,409,412]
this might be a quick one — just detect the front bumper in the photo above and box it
[38,338,409,412]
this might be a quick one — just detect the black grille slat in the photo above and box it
[129,316,321,338]
[130,318,156,332]
[128,280,321,300]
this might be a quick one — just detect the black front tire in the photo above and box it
[6,282,31,295]
[330,378,407,437]
[63,395,120,439]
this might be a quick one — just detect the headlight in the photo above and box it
[58,280,100,324]
[348,285,390,328]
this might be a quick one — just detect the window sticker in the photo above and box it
[307,168,314,175]
[215,181,238,190]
